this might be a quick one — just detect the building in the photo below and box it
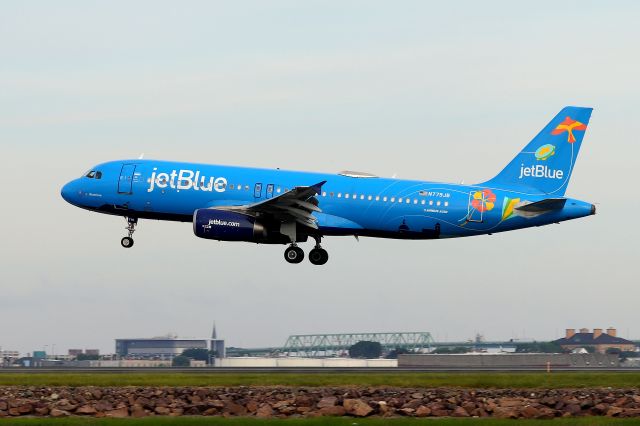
[116,336,208,358]
[553,328,636,354]
[116,324,225,359]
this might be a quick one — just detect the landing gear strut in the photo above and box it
[308,236,329,266]
[284,244,304,264]
[121,217,137,248]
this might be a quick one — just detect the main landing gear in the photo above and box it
[283,236,329,265]
[121,217,137,248]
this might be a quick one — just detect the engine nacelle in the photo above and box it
[193,209,267,242]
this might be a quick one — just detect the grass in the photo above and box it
[1,418,640,425]
[0,372,639,388]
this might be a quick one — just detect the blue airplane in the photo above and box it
[61,106,595,265]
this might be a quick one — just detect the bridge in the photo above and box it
[280,332,434,357]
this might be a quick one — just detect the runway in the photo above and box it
[1,367,638,373]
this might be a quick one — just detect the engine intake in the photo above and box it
[193,209,266,242]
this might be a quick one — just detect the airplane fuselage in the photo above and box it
[60,106,597,264]
[61,159,594,240]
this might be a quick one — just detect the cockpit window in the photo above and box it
[85,171,96,179]
[95,171,102,179]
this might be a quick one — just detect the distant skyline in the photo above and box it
[2,1,639,355]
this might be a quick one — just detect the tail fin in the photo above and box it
[481,106,593,196]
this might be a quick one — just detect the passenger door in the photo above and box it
[118,164,137,194]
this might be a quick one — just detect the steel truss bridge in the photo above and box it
[281,332,434,357]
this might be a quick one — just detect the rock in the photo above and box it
[0,402,7,411]
[256,404,274,418]
[537,406,556,419]
[343,399,373,417]
[416,406,432,417]
[411,392,424,400]
[246,400,259,413]
[499,397,524,408]
[224,402,247,416]
[452,406,470,417]
[621,408,640,417]
[35,407,49,416]
[564,404,582,416]
[8,408,20,416]
[105,407,129,418]
[399,407,415,416]
[76,405,97,415]
[593,403,609,414]
[317,397,337,408]
[521,405,540,418]
[131,405,148,418]
[17,404,33,415]
[607,406,624,417]
[319,405,347,416]
[170,408,184,416]
[95,401,113,412]
[155,406,171,415]
[493,407,518,419]
[50,394,59,400]
[49,409,69,418]
[295,395,313,407]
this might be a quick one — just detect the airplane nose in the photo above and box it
[590,204,597,215]
[61,180,78,204]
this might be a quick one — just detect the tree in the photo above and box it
[181,348,210,361]
[348,341,382,359]
[172,355,190,367]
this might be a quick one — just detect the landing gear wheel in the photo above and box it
[121,217,138,249]
[284,246,304,264]
[309,248,329,265]
[121,237,134,248]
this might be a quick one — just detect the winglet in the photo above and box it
[310,181,327,194]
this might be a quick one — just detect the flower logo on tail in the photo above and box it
[552,116,587,143]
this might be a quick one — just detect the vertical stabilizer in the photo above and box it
[481,106,592,196]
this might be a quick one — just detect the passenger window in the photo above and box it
[229,184,235,190]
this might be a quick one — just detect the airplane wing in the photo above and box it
[213,181,326,229]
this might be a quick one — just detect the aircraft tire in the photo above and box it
[309,248,329,265]
[284,246,304,264]
[121,237,134,248]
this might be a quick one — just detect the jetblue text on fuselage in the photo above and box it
[148,168,227,193]
[518,164,564,179]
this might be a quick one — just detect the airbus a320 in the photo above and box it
[61,106,596,265]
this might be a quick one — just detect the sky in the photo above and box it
[1,1,638,355]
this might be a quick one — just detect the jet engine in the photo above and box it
[193,209,268,242]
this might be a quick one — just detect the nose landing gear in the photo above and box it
[121,217,138,248]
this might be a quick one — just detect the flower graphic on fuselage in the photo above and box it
[471,189,496,213]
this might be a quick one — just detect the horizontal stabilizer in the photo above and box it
[515,198,567,213]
